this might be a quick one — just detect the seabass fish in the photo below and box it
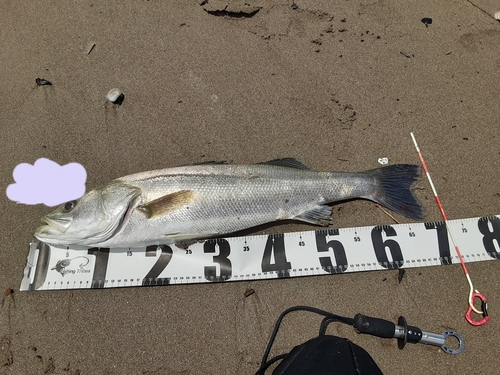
[34,158,424,248]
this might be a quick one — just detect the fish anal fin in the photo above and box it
[294,205,333,226]
[259,158,310,170]
[139,190,195,219]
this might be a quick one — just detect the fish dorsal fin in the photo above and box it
[258,158,311,170]
[182,161,228,166]
[138,190,195,219]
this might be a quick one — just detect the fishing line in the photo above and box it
[410,132,488,325]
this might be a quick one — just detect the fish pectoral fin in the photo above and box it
[138,190,195,219]
[294,205,333,226]
[258,158,311,170]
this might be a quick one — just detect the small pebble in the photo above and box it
[244,288,255,297]
[421,17,432,27]
[106,88,124,105]
[36,78,52,86]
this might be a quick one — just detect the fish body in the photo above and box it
[34,159,424,248]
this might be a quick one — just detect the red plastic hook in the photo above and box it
[466,291,489,326]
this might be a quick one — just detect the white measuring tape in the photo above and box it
[20,215,500,291]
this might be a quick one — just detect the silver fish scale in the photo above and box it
[109,164,370,246]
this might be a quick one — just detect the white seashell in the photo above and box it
[378,157,389,165]
[106,88,124,103]
[495,11,500,21]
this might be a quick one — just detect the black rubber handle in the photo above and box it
[354,313,396,338]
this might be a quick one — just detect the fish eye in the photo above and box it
[62,200,77,213]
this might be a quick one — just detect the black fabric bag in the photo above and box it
[272,335,384,375]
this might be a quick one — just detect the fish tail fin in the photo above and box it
[366,164,425,220]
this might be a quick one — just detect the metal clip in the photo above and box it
[396,316,465,354]
[466,291,489,326]
[354,314,465,355]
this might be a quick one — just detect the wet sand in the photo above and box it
[1,1,499,374]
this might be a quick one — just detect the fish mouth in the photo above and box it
[34,225,57,243]
[36,216,73,234]
[34,222,75,246]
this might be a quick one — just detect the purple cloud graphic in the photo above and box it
[6,158,87,206]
